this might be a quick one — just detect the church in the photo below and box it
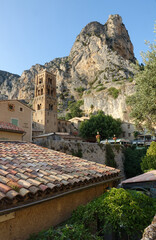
[32,69,75,137]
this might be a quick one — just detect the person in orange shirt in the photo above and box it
[96,132,101,143]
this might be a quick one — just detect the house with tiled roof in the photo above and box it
[0,100,33,142]
[0,141,120,240]
[0,121,25,141]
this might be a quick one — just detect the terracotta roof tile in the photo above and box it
[0,183,11,193]
[19,188,31,197]
[0,121,25,133]
[0,176,10,184]
[0,141,120,210]
[6,190,20,199]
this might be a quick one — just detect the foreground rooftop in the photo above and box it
[0,141,120,212]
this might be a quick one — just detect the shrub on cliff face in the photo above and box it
[65,100,83,120]
[108,87,120,99]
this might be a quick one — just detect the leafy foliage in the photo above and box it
[124,147,146,178]
[65,100,84,120]
[105,144,117,168]
[141,141,156,172]
[28,188,156,240]
[108,87,120,99]
[29,224,101,240]
[79,111,122,140]
[71,188,156,240]
[126,38,156,131]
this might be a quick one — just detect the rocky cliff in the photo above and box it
[0,14,136,121]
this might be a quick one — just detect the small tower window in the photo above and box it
[47,88,50,95]
[39,78,43,84]
[49,104,53,111]
[48,78,52,84]
[38,89,40,96]
[41,88,43,95]
[51,89,53,95]
[37,104,41,110]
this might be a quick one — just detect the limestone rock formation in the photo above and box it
[0,14,137,121]
[141,215,156,240]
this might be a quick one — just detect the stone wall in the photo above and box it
[34,138,125,179]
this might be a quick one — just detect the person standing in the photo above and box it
[96,132,101,143]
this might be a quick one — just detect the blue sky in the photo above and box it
[0,0,155,75]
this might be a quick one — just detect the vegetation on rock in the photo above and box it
[108,87,120,99]
[65,100,84,120]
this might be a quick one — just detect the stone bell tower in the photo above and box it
[33,69,58,133]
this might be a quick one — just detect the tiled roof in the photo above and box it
[122,170,156,184]
[0,121,25,133]
[0,141,120,211]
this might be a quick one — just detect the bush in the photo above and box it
[28,189,156,240]
[141,141,156,172]
[71,188,156,240]
[108,87,120,99]
[65,100,84,120]
[29,224,101,240]
[105,144,117,168]
[124,147,146,178]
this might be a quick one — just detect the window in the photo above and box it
[39,78,43,84]
[128,133,131,137]
[37,104,41,110]
[128,124,130,129]
[20,107,23,112]
[48,78,52,84]
[11,118,18,126]
[47,120,49,123]
[41,89,43,95]
[122,132,125,137]
[49,104,53,111]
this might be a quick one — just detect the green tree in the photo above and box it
[79,111,122,140]
[141,141,156,172]
[124,147,146,178]
[126,31,156,131]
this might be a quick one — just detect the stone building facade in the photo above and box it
[33,69,58,134]
[0,100,33,142]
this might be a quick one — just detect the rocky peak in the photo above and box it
[0,14,136,121]
[106,14,123,37]
[105,14,135,62]
[79,21,105,37]
[70,14,135,63]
